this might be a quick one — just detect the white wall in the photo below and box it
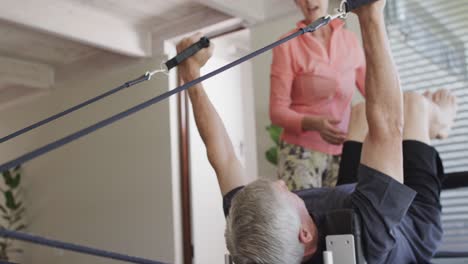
[250,13,302,180]
[0,55,181,264]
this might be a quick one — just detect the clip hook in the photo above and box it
[335,0,349,19]
[326,0,348,21]
[146,61,169,80]
[339,0,348,12]
[147,36,209,80]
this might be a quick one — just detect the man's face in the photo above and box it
[273,180,318,259]
[295,0,329,22]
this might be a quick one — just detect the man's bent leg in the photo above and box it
[402,92,443,205]
[337,103,366,185]
[347,103,368,143]
[402,90,457,204]
[400,90,457,259]
[402,92,431,144]
[337,90,457,186]
[344,91,455,261]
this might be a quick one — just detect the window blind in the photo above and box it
[385,0,468,253]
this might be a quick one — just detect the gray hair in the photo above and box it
[225,179,304,264]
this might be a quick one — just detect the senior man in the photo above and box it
[175,0,458,262]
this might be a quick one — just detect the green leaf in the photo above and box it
[14,202,22,212]
[4,191,18,210]
[3,170,21,189]
[1,171,12,186]
[265,147,279,165]
[8,173,20,189]
[266,125,282,146]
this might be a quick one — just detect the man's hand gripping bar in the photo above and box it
[165,37,210,71]
[344,0,380,12]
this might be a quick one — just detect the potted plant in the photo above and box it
[0,166,26,261]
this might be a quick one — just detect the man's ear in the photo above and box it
[298,226,313,244]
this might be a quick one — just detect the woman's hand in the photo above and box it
[302,116,347,145]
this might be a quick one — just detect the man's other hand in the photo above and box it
[353,0,386,18]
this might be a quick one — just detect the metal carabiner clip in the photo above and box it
[336,0,349,19]
[325,0,348,21]
[146,61,169,80]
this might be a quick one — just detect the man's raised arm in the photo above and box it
[177,34,250,195]
[355,1,404,183]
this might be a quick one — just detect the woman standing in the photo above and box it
[270,0,366,190]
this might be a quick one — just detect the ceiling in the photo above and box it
[0,0,297,106]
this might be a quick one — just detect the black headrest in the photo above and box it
[324,209,367,264]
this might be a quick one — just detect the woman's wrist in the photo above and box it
[302,116,322,131]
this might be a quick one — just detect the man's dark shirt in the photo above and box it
[223,165,443,264]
